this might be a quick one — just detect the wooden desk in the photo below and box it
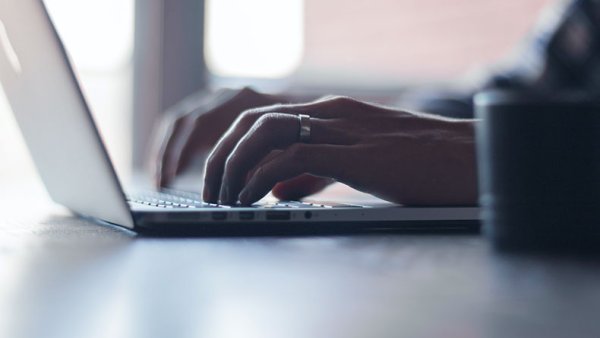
[1,182,599,338]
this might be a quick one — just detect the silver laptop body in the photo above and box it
[0,0,479,235]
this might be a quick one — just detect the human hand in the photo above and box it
[203,96,478,206]
[154,87,275,187]
[154,87,332,199]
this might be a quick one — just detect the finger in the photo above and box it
[245,149,284,183]
[245,154,331,199]
[156,114,194,188]
[201,107,288,202]
[238,144,350,205]
[173,95,272,177]
[202,112,261,202]
[219,113,345,204]
[218,113,298,203]
[272,174,335,200]
[173,140,199,176]
[202,97,350,202]
[157,88,264,188]
[173,116,213,176]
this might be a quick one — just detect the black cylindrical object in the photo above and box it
[475,90,600,252]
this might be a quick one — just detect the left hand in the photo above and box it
[202,96,478,206]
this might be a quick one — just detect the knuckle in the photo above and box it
[239,86,256,96]
[161,116,182,135]
[190,113,205,128]
[239,109,262,126]
[206,147,217,160]
[205,150,219,170]
[172,112,193,126]
[168,115,194,134]
[314,95,355,110]
[330,95,354,105]
[223,153,239,176]
[254,113,281,130]
[172,115,186,127]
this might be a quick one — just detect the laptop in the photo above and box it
[0,0,479,235]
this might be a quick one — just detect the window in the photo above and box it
[205,0,554,85]
[0,0,135,180]
[0,0,556,180]
[205,0,304,78]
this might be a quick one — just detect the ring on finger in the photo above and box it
[298,114,311,143]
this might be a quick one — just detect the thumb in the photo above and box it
[271,174,334,200]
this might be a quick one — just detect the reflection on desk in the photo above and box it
[0,182,599,338]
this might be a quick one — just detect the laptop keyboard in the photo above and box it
[127,190,225,209]
[126,189,336,209]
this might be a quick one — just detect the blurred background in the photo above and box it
[0,0,553,188]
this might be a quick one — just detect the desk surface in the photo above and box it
[1,182,600,338]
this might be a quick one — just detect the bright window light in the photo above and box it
[205,0,304,78]
[42,0,134,177]
[43,0,133,72]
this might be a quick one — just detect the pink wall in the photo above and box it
[303,0,555,80]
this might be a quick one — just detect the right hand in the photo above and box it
[153,87,334,200]
[201,96,477,206]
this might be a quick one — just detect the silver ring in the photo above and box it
[298,114,311,143]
